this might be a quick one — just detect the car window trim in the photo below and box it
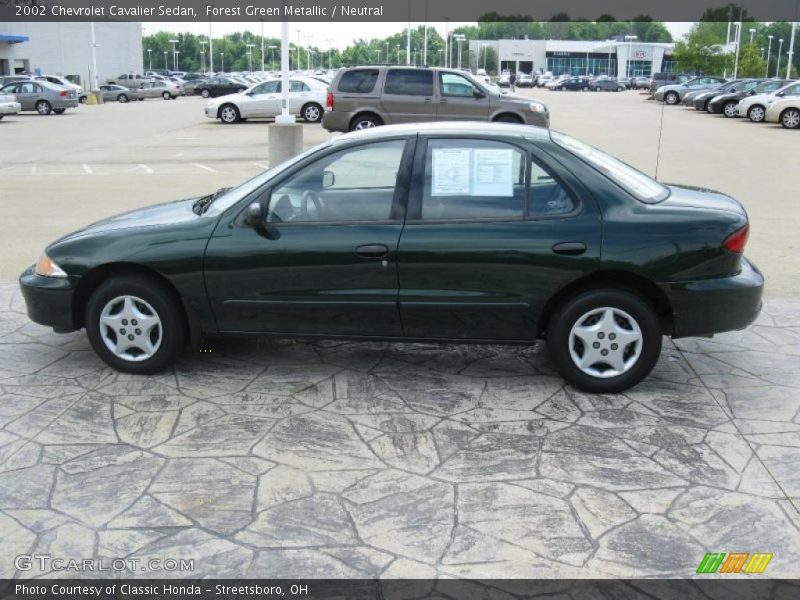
[231,136,416,228]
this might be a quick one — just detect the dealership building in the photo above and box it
[468,38,676,77]
[0,22,142,86]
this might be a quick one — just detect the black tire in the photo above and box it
[595,86,602,92]
[780,108,800,129]
[117,94,129,103]
[582,86,589,91]
[494,114,523,124]
[138,98,145,102]
[162,91,171,100]
[218,103,241,124]
[35,100,52,115]
[200,89,210,98]
[302,102,323,123]
[0,115,4,120]
[748,105,766,122]
[617,86,624,92]
[79,95,87,104]
[349,114,381,131]
[85,275,186,375]
[722,101,738,118]
[53,108,65,114]
[546,288,662,393]
[664,91,679,105]
[560,85,567,91]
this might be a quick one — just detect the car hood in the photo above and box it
[742,92,775,104]
[662,184,746,216]
[709,91,742,103]
[207,92,245,104]
[53,198,200,244]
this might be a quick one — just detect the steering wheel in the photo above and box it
[300,190,323,220]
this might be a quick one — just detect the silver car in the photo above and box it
[0,80,78,114]
[98,84,142,103]
[654,76,727,105]
[105,73,154,89]
[0,93,21,120]
[34,75,88,103]
[138,80,182,100]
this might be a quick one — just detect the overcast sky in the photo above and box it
[142,22,695,48]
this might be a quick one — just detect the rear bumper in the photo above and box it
[322,110,351,133]
[53,98,79,109]
[662,258,764,338]
[19,266,77,332]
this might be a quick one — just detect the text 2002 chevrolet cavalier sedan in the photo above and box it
[20,123,763,393]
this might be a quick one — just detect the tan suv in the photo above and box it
[322,66,549,132]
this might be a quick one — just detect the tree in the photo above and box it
[737,43,766,77]
[672,23,731,75]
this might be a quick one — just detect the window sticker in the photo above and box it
[472,149,514,197]
[431,148,472,196]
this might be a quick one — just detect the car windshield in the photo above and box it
[551,131,669,204]
[204,142,333,216]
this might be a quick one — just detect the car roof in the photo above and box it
[331,122,551,145]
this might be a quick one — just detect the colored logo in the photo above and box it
[696,552,773,574]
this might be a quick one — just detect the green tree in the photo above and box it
[737,43,766,77]
[672,23,731,75]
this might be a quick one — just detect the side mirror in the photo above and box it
[246,202,264,227]
[322,170,335,188]
[776,91,785,97]
[473,88,486,99]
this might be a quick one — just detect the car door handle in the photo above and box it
[424,98,432,103]
[552,242,587,255]
[439,99,447,103]
[355,244,389,259]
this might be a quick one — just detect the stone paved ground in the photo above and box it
[1,283,799,579]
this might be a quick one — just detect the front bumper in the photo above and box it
[764,104,783,123]
[662,258,764,338]
[19,266,77,332]
[204,105,218,118]
[0,101,20,115]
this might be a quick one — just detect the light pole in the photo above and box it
[260,21,265,71]
[749,28,756,44]
[396,44,401,65]
[175,50,180,71]
[169,39,179,72]
[326,38,333,70]
[269,45,278,70]
[624,35,637,78]
[295,29,302,70]
[147,48,152,72]
[732,21,742,79]
[482,43,490,72]
[766,35,774,77]
[776,38,784,77]
[208,25,213,73]
[246,44,255,72]
[454,34,466,71]
[163,50,168,70]
[220,52,225,73]
[199,40,207,73]
[386,42,390,63]
[787,22,797,80]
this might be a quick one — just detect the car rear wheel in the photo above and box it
[35,100,52,115]
[723,101,738,118]
[85,275,186,374]
[664,91,679,105]
[748,105,766,122]
[349,115,381,131]
[780,108,800,129]
[200,89,210,98]
[617,86,624,92]
[582,86,589,91]
[162,91,171,100]
[595,86,602,92]
[546,288,662,393]
[302,102,323,123]
[117,94,129,103]
[53,108,65,114]
[560,85,567,91]
[219,103,241,124]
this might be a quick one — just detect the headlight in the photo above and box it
[529,101,547,113]
[35,253,67,278]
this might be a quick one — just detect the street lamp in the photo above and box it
[199,40,207,73]
[396,44,401,64]
[624,35,637,78]
[220,52,225,73]
[147,48,152,72]
[787,22,797,80]
[776,38,784,77]
[326,38,334,70]
[175,50,180,71]
[163,50,168,70]
[169,39,179,72]
[268,45,278,70]
[766,35,774,77]
[482,42,490,72]
[386,42,390,63]
[454,34,466,71]
[749,28,756,44]
[246,43,255,72]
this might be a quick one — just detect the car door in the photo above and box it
[436,71,491,121]
[244,80,280,117]
[380,68,436,124]
[288,80,311,114]
[204,136,415,337]
[397,135,601,341]
[15,82,37,110]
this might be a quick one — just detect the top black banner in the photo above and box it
[2,0,800,22]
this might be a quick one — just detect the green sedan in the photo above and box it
[19,123,763,393]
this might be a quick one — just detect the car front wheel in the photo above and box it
[162,91,171,100]
[35,100,52,115]
[664,91,679,105]
[200,89,211,98]
[219,103,241,124]
[780,108,800,129]
[117,94,129,103]
[546,289,662,393]
[748,105,766,122]
[722,101,738,118]
[85,275,186,374]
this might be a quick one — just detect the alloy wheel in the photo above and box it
[781,109,800,129]
[723,102,738,118]
[201,89,210,98]
[35,100,51,115]
[749,106,765,122]
[99,295,162,362]
[568,307,643,379]
[303,104,321,122]
[354,119,376,130]
[665,92,678,105]
[220,105,239,123]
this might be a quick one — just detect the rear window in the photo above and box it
[338,69,379,93]
[552,131,669,204]
[384,69,433,96]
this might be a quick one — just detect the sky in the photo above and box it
[141,22,695,49]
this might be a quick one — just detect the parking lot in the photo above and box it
[2,90,800,579]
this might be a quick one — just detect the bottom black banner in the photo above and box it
[2,579,799,600]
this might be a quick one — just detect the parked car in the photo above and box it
[0,80,79,114]
[555,77,592,91]
[591,78,625,92]
[537,72,554,87]
[708,79,790,117]
[650,72,691,93]
[34,75,87,103]
[517,73,534,87]
[0,92,21,120]
[194,76,249,98]
[19,122,762,393]
[765,95,800,129]
[691,79,752,111]
[737,80,800,122]
[616,76,632,89]
[322,66,549,132]
[105,73,154,89]
[497,70,511,87]
[0,75,32,88]
[205,76,328,124]
[138,80,182,100]
[654,76,727,105]
[98,84,142,103]
[632,76,652,90]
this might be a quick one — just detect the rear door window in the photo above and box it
[384,69,434,96]
[338,69,379,93]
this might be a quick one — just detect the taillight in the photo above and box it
[59,90,68,97]
[326,91,334,109]
[723,223,749,253]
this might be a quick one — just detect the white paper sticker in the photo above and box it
[431,148,472,196]
[472,149,514,197]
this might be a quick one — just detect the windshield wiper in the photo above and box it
[192,187,232,215]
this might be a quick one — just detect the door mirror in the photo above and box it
[473,88,486,99]
[322,170,335,188]
[776,91,785,97]
[246,202,264,227]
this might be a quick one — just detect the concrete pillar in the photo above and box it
[268,123,302,166]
